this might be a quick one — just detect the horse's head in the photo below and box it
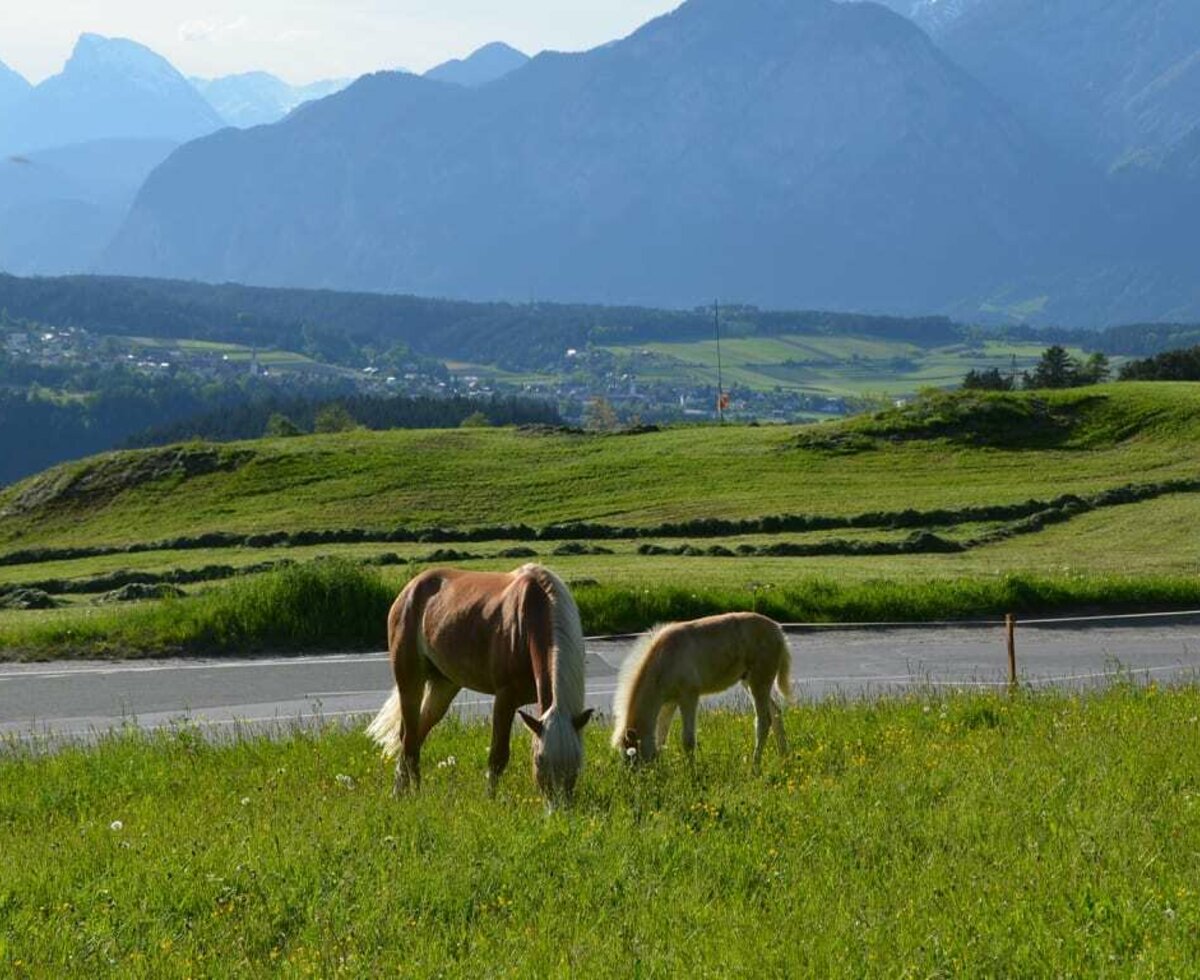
[519,706,594,803]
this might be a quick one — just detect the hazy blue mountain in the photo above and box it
[425,43,530,87]
[1,34,223,155]
[105,0,1073,316]
[0,139,177,275]
[922,0,1200,173]
[193,72,351,127]
[0,58,30,113]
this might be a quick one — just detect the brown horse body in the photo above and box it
[367,564,592,800]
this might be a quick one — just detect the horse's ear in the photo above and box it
[517,709,545,738]
[573,708,595,732]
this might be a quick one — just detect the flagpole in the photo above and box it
[714,299,725,424]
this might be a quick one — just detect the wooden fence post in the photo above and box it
[1006,613,1017,691]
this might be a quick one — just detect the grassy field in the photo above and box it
[2,685,1198,975]
[2,383,1200,658]
[4,560,1200,661]
[2,383,1197,554]
[449,330,1030,396]
[600,334,1097,396]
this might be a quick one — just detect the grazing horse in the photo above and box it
[612,611,790,766]
[366,564,594,802]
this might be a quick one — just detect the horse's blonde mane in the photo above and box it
[517,563,586,715]
[610,623,668,748]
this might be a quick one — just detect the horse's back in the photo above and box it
[391,566,546,697]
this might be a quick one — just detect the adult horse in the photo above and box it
[367,564,594,802]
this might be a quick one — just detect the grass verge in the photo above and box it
[3,561,1200,659]
[2,686,1198,974]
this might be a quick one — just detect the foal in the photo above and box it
[612,611,790,766]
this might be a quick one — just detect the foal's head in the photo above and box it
[519,706,594,804]
[619,727,658,765]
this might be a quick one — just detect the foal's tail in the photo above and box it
[773,624,792,703]
[366,687,404,758]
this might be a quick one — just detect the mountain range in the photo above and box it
[105,0,1082,315]
[0,37,529,276]
[0,34,222,156]
[191,73,350,129]
[3,2,1200,324]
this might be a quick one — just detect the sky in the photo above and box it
[0,1,682,83]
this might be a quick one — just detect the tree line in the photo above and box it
[962,346,1111,391]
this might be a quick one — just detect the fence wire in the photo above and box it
[586,607,1200,695]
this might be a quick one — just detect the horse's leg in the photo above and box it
[418,676,461,741]
[679,694,699,759]
[655,702,677,751]
[397,679,425,793]
[486,689,520,797]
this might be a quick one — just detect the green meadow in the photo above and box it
[2,685,1198,975]
[1,383,1199,658]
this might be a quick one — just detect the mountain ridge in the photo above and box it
[1,34,223,155]
[425,42,530,87]
[104,0,1072,316]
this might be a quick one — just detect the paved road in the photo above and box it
[2,622,1199,741]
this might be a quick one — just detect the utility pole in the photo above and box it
[715,299,725,424]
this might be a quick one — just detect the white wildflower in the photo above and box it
[335,773,356,790]
[625,747,638,759]
[240,797,250,806]
[109,820,123,832]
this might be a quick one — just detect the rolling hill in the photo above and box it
[2,383,1196,555]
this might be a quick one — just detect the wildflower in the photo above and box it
[109,820,123,832]
[240,797,250,806]
[625,747,637,759]
[436,756,457,770]
[335,773,356,789]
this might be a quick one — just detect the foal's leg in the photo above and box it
[749,682,774,769]
[486,689,520,797]
[679,694,700,759]
[656,702,677,751]
[770,695,788,757]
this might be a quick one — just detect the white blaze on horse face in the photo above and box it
[531,708,583,802]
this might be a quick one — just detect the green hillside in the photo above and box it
[3,382,1200,656]
[3,383,1198,551]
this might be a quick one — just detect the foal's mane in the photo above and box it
[610,623,668,748]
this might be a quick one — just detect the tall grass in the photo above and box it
[0,560,394,659]
[2,685,1198,975]
[4,563,1200,659]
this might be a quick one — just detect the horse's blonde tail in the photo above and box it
[366,687,404,758]
[774,627,792,703]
